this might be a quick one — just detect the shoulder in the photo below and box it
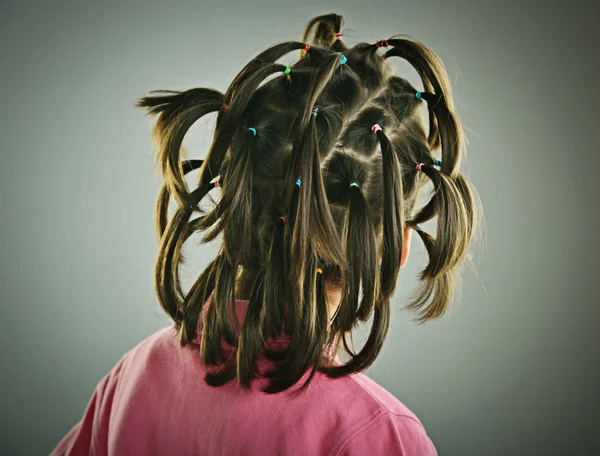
[335,408,438,456]
[347,373,423,422]
[126,325,179,357]
[115,325,182,379]
[327,373,437,456]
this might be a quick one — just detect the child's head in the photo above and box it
[138,13,479,393]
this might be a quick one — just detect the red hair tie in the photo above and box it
[278,216,286,224]
[222,104,229,112]
[416,163,424,172]
[335,32,343,40]
[304,43,310,51]
[375,40,389,48]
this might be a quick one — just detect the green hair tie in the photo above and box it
[284,66,291,74]
[349,182,360,189]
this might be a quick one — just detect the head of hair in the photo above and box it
[137,13,480,394]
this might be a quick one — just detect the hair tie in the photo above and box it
[416,163,424,172]
[312,107,319,118]
[284,66,291,75]
[340,55,347,65]
[371,124,382,134]
[349,182,360,189]
[382,55,388,61]
[433,159,442,167]
[222,104,229,112]
[316,268,323,275]
[304,43,310,51]
[415,91,422,100]
[278,216,286,224]
[375,40,389,48]
[296,178,301,187]
[335,32,343,40]
[210,175,221,188]
[248,127,257,136]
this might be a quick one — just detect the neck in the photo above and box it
[236,269,342,320]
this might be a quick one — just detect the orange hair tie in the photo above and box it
[316,268,323,275]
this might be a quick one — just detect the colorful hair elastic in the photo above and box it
[433,159,442,167]
[312,107,319,118]
[316,268,323,275]
[415,91,423,100]
[213,176,221,188]
[278,216,286,224]
[335,32,343,40]
[284,66,291,74]
[222,104,229,112]
[340,55,347,65]
[296,178,301,187]
[304,43,310,51]
[375,40,389,48]
[349,182,360,189]
[416,163,424,172]
[371,124,382,134]
[248,127,257,136]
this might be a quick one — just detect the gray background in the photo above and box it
[1,0,598,455]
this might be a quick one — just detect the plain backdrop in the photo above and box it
[1,1,598,455]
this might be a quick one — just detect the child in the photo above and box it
[51,13,478,456]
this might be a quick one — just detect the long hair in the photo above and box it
[137,13,480,394]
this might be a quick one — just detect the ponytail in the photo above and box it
[405,227,459,322]
[154,188,204,323]
[375,127,404,300]
[137,89,224,207]
[302,14,346,51]
[410,164,469,276]
[344,183,379,323]
[385,40,463,176]
[403,163,474,322]
[155,159,205,241]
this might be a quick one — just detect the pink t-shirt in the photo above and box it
[51,301,437,455]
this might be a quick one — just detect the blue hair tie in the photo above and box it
[340,55,347,65]
[433,159,442,166]
[248,127,257,136]
[415,91,422,100]
[296,178,301,187]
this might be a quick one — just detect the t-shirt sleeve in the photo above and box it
[337,411,438,456]
[49,354,128,456]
